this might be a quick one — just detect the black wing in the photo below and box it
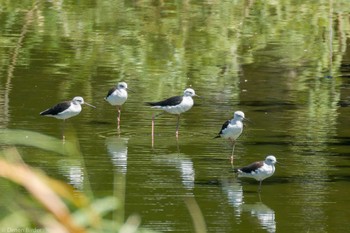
[40,101,70,116]
[238,161,264,173]
[146,95,183,107]
[214,120,229,138]
[105,86,117,99]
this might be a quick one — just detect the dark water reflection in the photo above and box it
[1,0,350,232]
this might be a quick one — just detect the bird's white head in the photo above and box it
[72,96,85,105]
[183,88,197,97]
[234,111,245,120]
[118,82,128,90]
[265,155,277,165]
[72,96,96,108]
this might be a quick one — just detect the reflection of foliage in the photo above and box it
[0,130,157,233]
[0,1,348,231]
[1,1,350,90]
[0,3,347,147]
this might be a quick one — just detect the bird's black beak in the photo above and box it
[243,117,251,122]
[85,102,96,108]
[127,88,135,93]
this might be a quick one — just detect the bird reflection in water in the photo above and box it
[221,178,244,217]
[106,136,129,174]
[222,178,276,233]
[178,157,195,192]
[57,160,85,191]
[105,136,129,224]
[153,153,195,195]
[242,201,276,233]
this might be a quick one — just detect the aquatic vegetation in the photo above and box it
[0,129,158,233]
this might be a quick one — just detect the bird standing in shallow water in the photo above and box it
[105,82,130,129]
[215,111,245,164]
[40,96,95,140]
[146,88,199,140]
[234,155,277,192]
[215,111,245,141]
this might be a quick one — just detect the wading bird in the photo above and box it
[234,155,277,192]
[105,82,130,129]
[215,111,245,163]
[146,88,199,140]
[40,96,95,139]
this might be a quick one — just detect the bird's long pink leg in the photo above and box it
[117,106,121,129]
[175,115,180,139]
[258,180,262,192]
[151,112,164,147]
[62,119,66,141]
[230,140,236,166]
[152,113,155,148]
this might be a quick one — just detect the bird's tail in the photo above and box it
[145,102,156,106]
[213,135,221,139]
[39,109,50,116]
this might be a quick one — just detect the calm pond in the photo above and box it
[1,1,350,232]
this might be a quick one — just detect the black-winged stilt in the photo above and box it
[215,111,245,164]
[146,88,199,141]
[105,82,130,129]
[234,155,277,192]
[40,96,95,139]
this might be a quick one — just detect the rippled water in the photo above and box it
[1,1,350,232]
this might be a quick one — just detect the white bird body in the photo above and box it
[235,155,277,191]
[146,88,198,138]
[40,96,94,120]
[150,95,194,115]
[237,159,276,181]
[54,103,82,120]
[147,88,197,115]
[105,82,128,106]
[216,111,245,140]
[220,119,243,140]
[40,96,95,139]
[105,82,130,128]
